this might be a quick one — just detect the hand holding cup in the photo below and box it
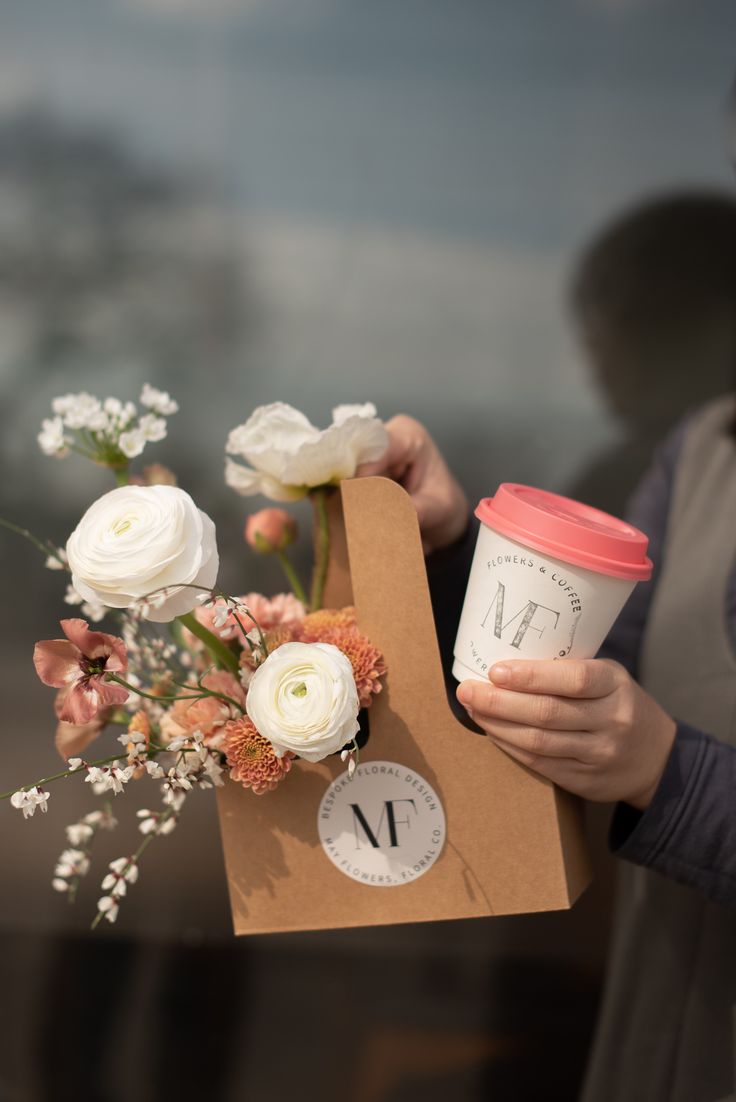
[456,657,677,810]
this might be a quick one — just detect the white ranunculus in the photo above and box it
[225,402,388,501]
[246,642,360,763]
[66,485,219,623]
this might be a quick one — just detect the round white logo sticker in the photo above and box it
[317,760,446,887]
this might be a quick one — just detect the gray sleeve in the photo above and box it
[610,723,736,905]
[604,414,736,902]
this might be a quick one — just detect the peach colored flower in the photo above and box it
[130,464,178,487]
[302,606,357,634]
[126,711,152,777]
[223,717,293,794]
[164,671,245,746]
[53,687,112,760]
[143,463,177,486]
[240,622,304,674]
[239,592,306,632]
[188,597,242,644]
[303,624,387,709]
[245,508,297,552]
[34,619,129,725]
[128,712,151,741]
[188,592,306,648]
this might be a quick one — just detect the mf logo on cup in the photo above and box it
[453,484,652,683]
[482,577,566,651]
[455,542,593,679]
[318,761,446,887]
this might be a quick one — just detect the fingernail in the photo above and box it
[456,682,474,707]
[491,664,510,684]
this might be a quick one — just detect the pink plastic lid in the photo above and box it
[475,484,653,581]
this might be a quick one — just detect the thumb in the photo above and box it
[355,431,417,481]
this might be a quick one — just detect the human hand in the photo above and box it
[456,658,677,810]
[356,414,469,553]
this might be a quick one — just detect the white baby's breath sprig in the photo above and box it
[38,416,71,458]
[65,807,118,848]
[52,849,90,894]
[159,732,225,806]
[38,385,179,473]
[1,755,133,812]
[63,583,108,624]
[10,787,49,819]
[52,793,117,903]
[101,855,139,897]
[94,856,140,925]
[118,728,150,768]
[85,763,135,796]
[340,739,360,779]
[52,806,117,903]
[45,548,68,571]
[137,802,181,836]
[96,895,120,924]
[140,384,178,417]
[92,800,177,928]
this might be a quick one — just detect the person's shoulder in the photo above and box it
[653,393,734,471]
[681,393,736,436]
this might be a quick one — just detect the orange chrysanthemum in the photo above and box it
[305,624,387,709]
[302,606,357,635]
[223,717,293,795]
[126,711,152,778]
[128,711,151,740]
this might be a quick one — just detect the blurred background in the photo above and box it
[1,0,736,1098]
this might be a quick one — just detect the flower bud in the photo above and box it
[244,508,297,553]
[129,464,177,487]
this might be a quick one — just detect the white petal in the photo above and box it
[225,459,304,503]
[225,403,318,479]
[331,403,377,425]
[118,430,146,458]
[246,641,360,763]
[66,486,219,623]
[279,416,388,487]
[143,511,219,622]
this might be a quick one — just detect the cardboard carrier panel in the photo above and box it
[216,477,590,935]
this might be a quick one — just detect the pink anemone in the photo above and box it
[34,619,129,725]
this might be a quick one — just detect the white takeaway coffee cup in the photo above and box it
[453,483,653,683]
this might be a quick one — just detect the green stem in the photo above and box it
[176,612,240,676]
[0,516,64,563]
[108,675,202,704]
[228,612,255,653]
[170,677,245,713]
[108,674,243,712]
[276,549,309,605]
[310,488,331,612]
[113,466,130,487]
[234,608,269,659]
[68,443,99,461]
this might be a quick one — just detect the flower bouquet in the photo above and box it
[3,390,389,928]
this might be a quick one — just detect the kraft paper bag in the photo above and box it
[216,477,590,935]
